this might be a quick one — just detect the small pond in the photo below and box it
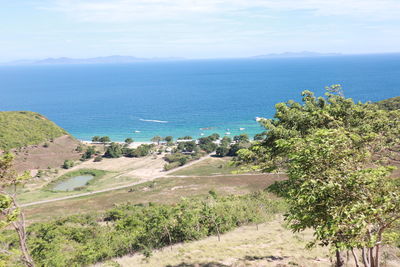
[53,175,94,191]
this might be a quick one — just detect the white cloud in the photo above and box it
[43,0,400,23]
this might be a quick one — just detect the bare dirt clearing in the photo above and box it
[12,135,81,172]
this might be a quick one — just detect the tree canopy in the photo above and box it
[235,86,400,266]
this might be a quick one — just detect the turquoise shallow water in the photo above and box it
[0,54,399,141]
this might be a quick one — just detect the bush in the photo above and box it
[62,160,74,169]
[164,162,181,171]
[21,192,285,266]
[81,146,97,160]
[94,156,103,162]
[124,144,154,158]
[216,146,229,157]
[104,143,123,158]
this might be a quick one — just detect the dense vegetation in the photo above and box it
[376,96,400,110]
[1,191,285,266]
[0,111,68,150]
[236,86,400,266]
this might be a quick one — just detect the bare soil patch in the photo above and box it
[11,135,81,172]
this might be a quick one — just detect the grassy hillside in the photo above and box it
[0,111,68,150]
[376,96,400,110]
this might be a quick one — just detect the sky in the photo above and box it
[1,0,400,61]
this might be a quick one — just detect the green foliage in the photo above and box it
[235,86,400,172]
[62,160,74,169]
[99,136,111,143]
[9,192,284,266]
[163,162,181,171]
[92,136,100,142]
[81,146,97,160]
[233,134,249,143]
[234,86,400,265]
[216,146,229,157]
[376,96,400,111]
[164,153,190,165]
[151,136,162,144]
[164,136,173,143]
[124,144,154,158]
[178,136,192,140]
[0,111,68,150]
[124,138,134,144]
[209,133,220,141]
[104,143,123,158]
[94,156,103,162]
[177,141,196,152]
[198,136,218,153]
[280,129,400,261]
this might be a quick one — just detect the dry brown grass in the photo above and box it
[22,174,285,224]
[99,218,331,267]
[12,135,81,172]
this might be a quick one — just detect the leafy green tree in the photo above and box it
[104,143,123,158]
[125,144,154,158]
[151,136,162,145]
[81,146,96,160]
[178,136,192,140]
[279,129,400,266]
[198,136,217,153]
[209,133,220,141]
[164,136,173,144]
[216,146,229,157]
[220,136,232,147]
[99,136,111,143]
[253,131,267,141]
[177,141,196,153]
[233,134,249,144]
[235,86,400,266]
[0,153,34,266]
[124,138,134,144]
[235,85,400,172]
[91,136,100,142]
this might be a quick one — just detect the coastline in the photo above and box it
[80,140,154,148]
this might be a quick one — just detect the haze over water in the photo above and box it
[1,54,399,142]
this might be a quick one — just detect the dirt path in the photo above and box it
[21,154,214,208]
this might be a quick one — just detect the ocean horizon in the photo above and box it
[1,54,399,142]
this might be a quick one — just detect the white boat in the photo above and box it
[239,128,245,131]
[225,132,231,135]
[134,130,141,133]
[200,133,204,136]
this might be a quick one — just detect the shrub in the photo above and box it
[164,162,181,171]
[62,160,74,169]
[22,192,285,266]
[94,156,103,162]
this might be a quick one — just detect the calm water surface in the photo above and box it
[1,54,399,141]
[53,175,93,191]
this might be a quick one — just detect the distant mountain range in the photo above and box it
[3,55,186,65]
[252,51,342,58]
[2,52,345,65]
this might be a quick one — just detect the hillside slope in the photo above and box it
[376,96,400,110]
[0,111,68,150]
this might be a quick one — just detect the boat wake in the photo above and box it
[139,118,169,123]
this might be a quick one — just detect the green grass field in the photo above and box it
[0,111,68,150]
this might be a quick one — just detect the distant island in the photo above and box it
[252,51,342,58]
[3,55,186,65]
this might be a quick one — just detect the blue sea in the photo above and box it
[1,54,399,142]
